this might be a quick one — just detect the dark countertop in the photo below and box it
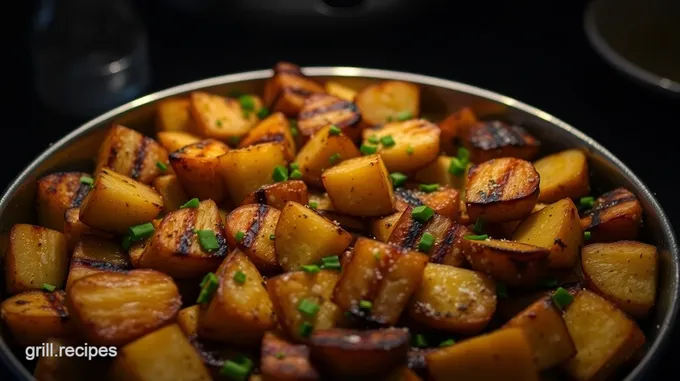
[1,0,678,379]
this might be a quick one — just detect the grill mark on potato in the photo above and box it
[130,137,150,180]
[45,292,68,320]
[395,188,424,207]
[243,204,269,249]
[585,195,637,216]
[286,87,314,98]
[71,257,129,272]
[298,99,355,119]
[254,188,268,204]
[403,218,425,249]
[473,121,527,150]
[71,183,91,207]
[14,300,29,305]
[178,208,198,255]
[492,159,519,201]
[430,224,459,263]
[250,134,286,146]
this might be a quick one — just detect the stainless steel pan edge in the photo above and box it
[0,67,676,380]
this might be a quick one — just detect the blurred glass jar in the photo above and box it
[31,0,150,118]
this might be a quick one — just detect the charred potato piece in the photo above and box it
[263,62,326,117]
[275,201,352,271]
[33,337,110,381]
[110,324,212,381]
[355,80,420,126]
[96,125,170,184]
[333,237,428,325]
[465,157,539,223]
[5,224,68,294]
[242,180,309,210]
[533,149,589,203]
[325,81,357,101]
[190,91,263,141]
[156,97,194,132]
[225,204,281,274]
[140,199,228,278]
[298,93,363,142]
[295,124,361,188]
[503,297,576,370]
[261,331,319,381]
[67,269,181,346]
[513,198,583,269]
[169,139,229,203]
[322,154,395,217]
[463,121,540,163]
[582,241,657,318]
[36,171,92,231]
[198,251,276,345]
[395,186,460,220]
[177,304,199,337]
[156,131,202,152]
[309,328,410,378]
[239,112,297,160]
[438,107,478,155]
[414,156,470,191]
[562,290,645,381]
[79,168,163,233]
[408,264,496,334]
[66,236,130,290]
[581,187,643,243]
[362,119,440,173]
[63,207,113,251]
[267,271,342,342]
[153,174,189,214]
[0,290,72,346]
[426,327,539,381]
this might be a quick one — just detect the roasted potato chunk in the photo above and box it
[298,93,363,142]
[322,154,395,217]
[355,80,420,126]
[152,174,189,214]
[463,121,540,163]
[395,186,460,219]
[33,337,110,381]
[263,62,326,117]
[225,204,281,274]
[504,297,576,370]
[36,171,92,231]
[63,207,113,250]
[169,139,229,203]
[267,271,342,342]
[190,91,262,141]
[581,187,643,243]
[295,124,361,187]
[333,238,427,325]
[582,241,657,318]
[5,224,68,294]
[96,125,170,185]
[370,208,406,243]
[110,324,212,381]
[177,304,199,337]
[261,331,319,381]
[156,97,194,132]
[513,198,583,269]
[198,251,276,345]
[79,168,163,234]
[67,269,181,346]
[66,236,130,290]
[275,201,352,271]
[438,107,478,155]
[465,157,539,223]
[309,328,409,378]
[426,327,539,381]
[239,112,297,160]
[140,199,228,278]
[0,290,72,346]
[362,119,440,173]
[242,180,309,210]
[562,290,645,381]
[464,238,550,287]
[414,156,470,191]
[408,264,496,334]
[325,80,357,101]
[533,149,589,203]
[157,131,202,152]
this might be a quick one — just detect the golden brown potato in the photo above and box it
[562,289,645,381]
[0,290,72,346]
[169,139,229,203]
[63,207,113,251]
[152,174,189,214]
[581,241,657,318]
[426,327,540,381]
[225,204,281,274]
[110,324,212,381]
[581,188,643,243]
[370,208,406,242]
[140,199,228,278]
[395,186,460,220]
[275,201,352,271]
[242,180,309,210]
[295,124,362,188]
[465,157,539,223]
[298,93,363,142]
[414,156,471,191]
[322,154,395,217]
[309,328,409,378]
[190,91,263,142]
[66,236,130,290]
[67,269,181,346]
[463,121,540,163]
[177,305,199,337]
[325,81,357,101]
[156,131,202,152]
[361,119,440,173]
[438,107,478,155]
[533,149,589,203]
[261,331,319,381]
[156,97,194,132]
[78,168,163,234]
[503,297,576,370]
[198,251,276,345]
[355,80,420,126]
[239,112,297,160]
[33,337,110,381]
[263,62,326,117]
[5,224,68,294]
[96,125,170,185]
[333,238,427,325]
[513,198,583,269]
[36,171,92,231]
[267,271,342,342]
[408,264,496,334]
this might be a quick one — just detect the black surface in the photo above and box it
[1,0,679,379]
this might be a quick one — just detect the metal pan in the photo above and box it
[0,67,677,380]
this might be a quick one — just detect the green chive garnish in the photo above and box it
[309,201,318,210]
[233,270,246,284]
[290,169,303,179]
[359,300,373,310]
[180,198,200,209]
[320,255,341,270]
[301,264,320,273]
[299,321,314,338]
[156,161,168,171]
[275,352,285,360]
[439,339,455,347]
[42,283,56,292]
[290,162,300,170]
[390,172,408,187]
[360,144,378,155]
[380,135,396,147]
[197,272,219,304]
[219,359,250,380]
[256,107,269,119]
[234,231,245,243]
[473,218,485,234]
[329,125,342,135]
[228,136,241,146]
[465,234,488,241]
[411,205,434,223]
[196,230,220,252]
[273,165,289,182]
[396,111,413,121]
[413,334,428,348]
[579,196,595,210]
[584,231,592,241]
[328,153,341,164]
[418,232,435,252]
[540,278,559,288]
[270,234,276,240]
[496,282,508,299]
[121,235,133,250]
[298,299,320,317]
[448,157,466,176]
[418,184,439,193]
[129,222,155,241]
[368,135,379,144]
[457,147,470,162]
[552,287,574,310]
[238,95,255,111]
[79,176,94,186]
[215,119,223,128]
[406,145,414,155]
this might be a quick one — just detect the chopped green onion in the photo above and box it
[373,251,381,260]
[272,165,289,182]
[298,299,320,317]
[360,144,378,155]
[321,255,340,265]
[238,95,255,111]
[215,119,223,128]
[439,339,455,347]
[473,218,485,234]
[413,334,428,348]
[301,264,321,273]
[418,232,435,253]
[329,125,342,135]
[228,89,244,98]
[457,147,470,162]
[448,157,466,176]
[290,169,303,179]
[156,161,168,171]
[540,278,559,288]
[256,107,269,119]
[359,300,373,310]
[121,235,133,250]
[308,201,318,210]
[396,111,413,121]
[200,272,217,288]
[579,196,595,209]
[196,230,220,252]
[368,135,379,144]
[328,153,341,164]
[386,116,394,122]
[79,176,94,185]
[219,360,250,380]
[320,255,341,270]
[584,231,592,241]
[418,184,439,193]
[233,270,246,284]
[270,234,276,240]
[299,321,314,337]
[242,109,250,118]
[275,352,286,360]
[234,231,245,243]
[290,126,299,137]
[465,234,488,241]
[411,205,434,223]
[129,223,155,241]
[406,145,414,155]
[552,287,574,310]
[197,272,219,304]
[389,172,408,187]
[42,283,56,292]
[180,198,200,209]
[228,136,241,146]
[290,162,300,170]
[380,135,396,147]
[496,282,508,299]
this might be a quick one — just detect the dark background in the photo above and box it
[1,0,678,379]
